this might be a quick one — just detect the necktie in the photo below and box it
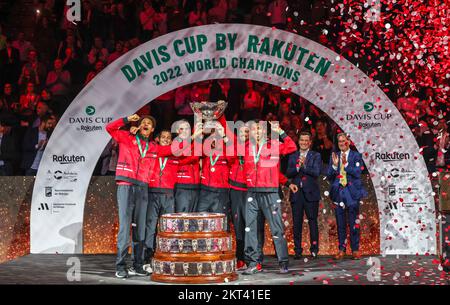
[296,154,302,171]
[339,154,347,187]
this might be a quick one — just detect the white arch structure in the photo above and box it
[30,24,436,255]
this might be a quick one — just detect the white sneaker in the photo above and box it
[127,266,148,276]
[143,264,153,274]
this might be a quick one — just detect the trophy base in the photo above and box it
[151,273,238,284]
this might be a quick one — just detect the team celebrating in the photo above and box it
[106,106,367,279]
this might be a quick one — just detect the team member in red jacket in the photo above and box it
[144,130,178,272]
[174,120,200,212]
[106,114,156,278]
[140,127,202,273]
[242,120,297,275]
[228,123,265,270]
[229,124,247,269]
[196,120,233,220]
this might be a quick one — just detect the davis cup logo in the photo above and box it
[364,102,374,112]
[86,106,96,116]
[68,105,111,132]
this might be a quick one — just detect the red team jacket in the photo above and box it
[148,155,180,191]
[107,116,294,193]
[199,113,234,192]
[200,151,233,192]
[230,156,291,191]
[106,117,178,186]
[244,133,297,192]
[176,155,201,189]
[229,156,247,191]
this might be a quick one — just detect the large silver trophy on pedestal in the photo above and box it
[190,100,228,128]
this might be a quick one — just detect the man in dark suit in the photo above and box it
[21,114,56,176]
[0,119,20,175]
[0,37,21,88]
[327,133,368,260]
[286,131,322,259]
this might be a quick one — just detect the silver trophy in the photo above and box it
[190,100,228,129]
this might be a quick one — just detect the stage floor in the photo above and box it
[0,254,447,285]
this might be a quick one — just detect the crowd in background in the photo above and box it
[0,0,448,176]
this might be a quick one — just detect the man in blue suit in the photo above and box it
[286,132,322,259]
[327,133,367,260]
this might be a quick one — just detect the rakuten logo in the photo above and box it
[375,152,410,162]
[52,154,86,165]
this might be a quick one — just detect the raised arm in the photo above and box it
[279,133,297,155]
[106,115,138,143]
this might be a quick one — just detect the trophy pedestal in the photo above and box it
[151,213,238,284]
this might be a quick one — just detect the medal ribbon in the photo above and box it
[252,140,266,165]
[210,152,220,167]
[159,157,168,174]
[135,134,149,158]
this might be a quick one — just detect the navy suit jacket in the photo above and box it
[326,149,368,204]
[286,150,322,202]
[21,127,40,170]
